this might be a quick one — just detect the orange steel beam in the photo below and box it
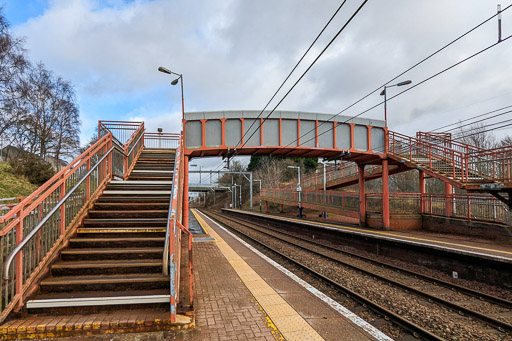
[358,164,366,227]
[382,158,390,230]
[183,156,190,230]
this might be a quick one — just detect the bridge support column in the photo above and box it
[445,182,453,217]
[419,170,425,214]
[358,164,366,227]
[382,159,390,230]
[183,156,190,230]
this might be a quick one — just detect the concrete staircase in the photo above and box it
[24,149,175,315]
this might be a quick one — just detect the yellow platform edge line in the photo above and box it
[241,210,512,256]
[190,209,210,235]
[192,209,324,341]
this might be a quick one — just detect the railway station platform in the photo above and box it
[222,209,512,262]
[187,209,391,341]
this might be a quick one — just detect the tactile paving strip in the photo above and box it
[193,210,324,341]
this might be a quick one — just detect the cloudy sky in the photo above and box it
[2,0,512,181]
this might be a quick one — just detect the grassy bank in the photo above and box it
[0,162,37,198]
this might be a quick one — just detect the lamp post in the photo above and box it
[287,166,302,218]
[190,164,202,183]
[157,66,184,120]
[379,80,412,126]
[254,179,262,212]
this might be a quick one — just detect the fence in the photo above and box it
[144,133,181,149]
[262,188,511,225]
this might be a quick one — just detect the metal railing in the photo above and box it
[98,121,143,145]
[162,133,184,322]
[388,131,512,185]
[261,188,359,212]
[144,133,181,149]
[300,162,382,190]
[262,188,511,225]
[0,121,144,323]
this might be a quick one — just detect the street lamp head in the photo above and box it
[397,80,412,86]
[287,166,298,169]
[171,78,179,85]
[158,66,173,74]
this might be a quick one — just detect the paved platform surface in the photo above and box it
[224,209,512,262]
[192,209,383,341]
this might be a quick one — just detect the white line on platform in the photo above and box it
[198,210,393,341]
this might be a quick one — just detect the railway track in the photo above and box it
[201,209,512,341]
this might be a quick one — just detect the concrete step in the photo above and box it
[26,291,170,313]
[93,202,169,210]
[40,273,169,292]
[60,247,163,261]
[87,210,168,219]
[76,227,166,237]
[96,196,171,203]
[69,237,165,248]
[83,218,167,227]
[127,176,173,181]
[102,190,171,195]
[51,259,163,276]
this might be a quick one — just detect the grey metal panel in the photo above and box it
[318,122,334,149]
[184,110,386,127]
[371,127,385,153]
[282,119,298,146]
[262,119,279,146]
[185,121,202,148]
[205,120,222,147]
[243,119,261,146]
[225,119,242,147]
[336,123,351,150]
[354,125,368,151]
[300,120,315,148]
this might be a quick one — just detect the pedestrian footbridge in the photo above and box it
[0,113,509,338]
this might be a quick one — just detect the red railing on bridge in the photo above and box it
[388,131,512,186]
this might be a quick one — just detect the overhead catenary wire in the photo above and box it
[238,0,369,151]
[298,32,512,147]
[285,3,512,148]
[235,0,349,149]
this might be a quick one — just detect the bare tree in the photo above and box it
[0,8,28,138]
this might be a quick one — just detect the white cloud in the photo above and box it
[13,0,512,150]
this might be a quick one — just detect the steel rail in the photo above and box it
[222,211,512,308]
[213,211,512,334]
[2,146,116,281]
[202,210,442,341]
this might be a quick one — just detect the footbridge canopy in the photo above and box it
[184,110,387,162]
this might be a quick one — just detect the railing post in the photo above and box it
[467,196,471,221]
[419,170,425,214]
[86,153,91,201]
[107,137,113,178]
[15,204,24,303]
[183,156,189,230]
[60,182,66,235]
